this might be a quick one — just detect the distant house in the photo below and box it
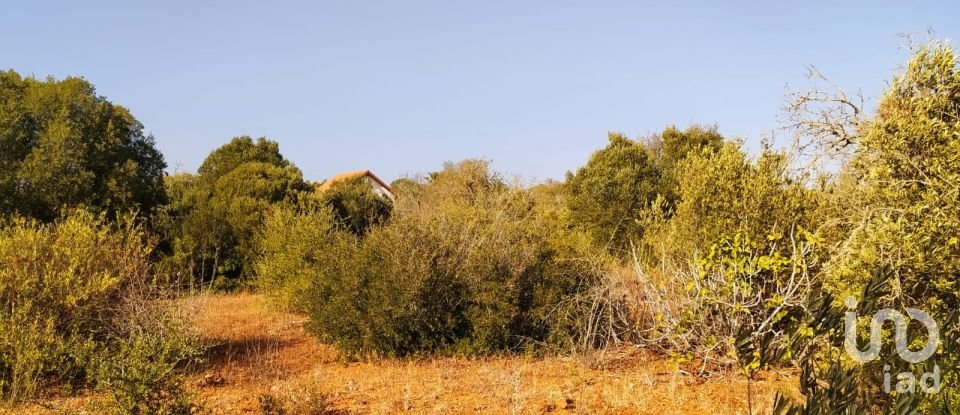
[318,170,395,200]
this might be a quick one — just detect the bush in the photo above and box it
[256,204,345,312]
[627,229,822,368]
[565,133,659,254]
[0,211,202,409]
[258,160,607,356]
[562,132,826,374]
[95,290,203,415]
[318,175,392,236]
[641,142,816,265]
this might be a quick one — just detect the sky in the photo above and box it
[3,1,959,183]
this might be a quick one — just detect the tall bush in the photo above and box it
[318,175,393,236]
[0,211,201,410]
[565,133,659,254]
[258,160,607,356]
[641,142,816,266]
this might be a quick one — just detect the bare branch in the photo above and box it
[782,65,866,164]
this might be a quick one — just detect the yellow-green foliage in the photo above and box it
[828,42,960,311]
[0,212,144,401]
[256,203,345,311]
[0,211,201,411]
[645,142,816,264]
[258,160,606,356]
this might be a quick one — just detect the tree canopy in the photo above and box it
[564,132,659,253]
[166,136,310,284]
[0,70,167,220]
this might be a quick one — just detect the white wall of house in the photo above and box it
[367,176,394,200]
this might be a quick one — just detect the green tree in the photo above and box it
[646,124,724,205]
[197,136,288,182]
[565,133,659,253]
[168,137,310,285]
[0,70,167,221]
[389,177,423,199]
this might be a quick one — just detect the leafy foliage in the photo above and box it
[165,137,311,285]
[0,70,167,221]
[646,124,724,205]
[829,42,960,308]
[787,40,960,414]
[259,160,607,356]
[646,143,816,263]
[318,175,392,236]
[0,211,202,407]
[197,136,289,182]
[565,133,659,253]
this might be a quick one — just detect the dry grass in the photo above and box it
[5,293,795,414]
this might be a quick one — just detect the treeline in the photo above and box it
[2,40,960,413]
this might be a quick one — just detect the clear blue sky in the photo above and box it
[3,1,958,183]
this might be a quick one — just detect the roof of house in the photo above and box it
[317,170,393,194]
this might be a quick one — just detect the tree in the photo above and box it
[565,133,659,253]
[646,124,724,205]
[389,177,423,199]
[830,42,960,310]
[0,70,167,221]
[169,137,310,285]
[197,136,288,182]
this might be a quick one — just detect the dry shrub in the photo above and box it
[624,230,819,372]
[258,387,343,415]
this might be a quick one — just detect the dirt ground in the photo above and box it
[8,293,795,414]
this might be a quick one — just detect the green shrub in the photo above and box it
[318,175,392,236]
[642,142,816,265]
[565,133,659,254]
[0,211,202,408]
[258,160,606,356]
[563,125,725,257]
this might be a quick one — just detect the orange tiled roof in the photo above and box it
[317,170,393,194]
